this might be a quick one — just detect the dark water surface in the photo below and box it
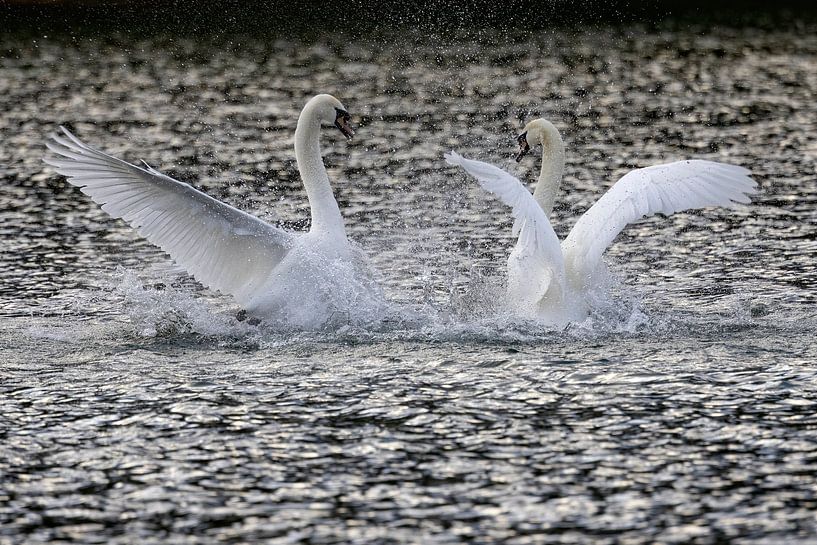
[2,22,817,544]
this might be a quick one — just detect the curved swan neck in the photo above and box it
[532,125,566,217]
[295,103,345,235]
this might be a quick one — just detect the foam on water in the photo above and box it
[21,263,771,350]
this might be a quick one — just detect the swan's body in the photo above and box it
[45,94,383,329]
[446,119,758,326]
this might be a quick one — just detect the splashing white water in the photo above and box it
[108,268,252,338]
[24,261,768,348]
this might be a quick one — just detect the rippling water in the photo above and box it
[2,21,817,544]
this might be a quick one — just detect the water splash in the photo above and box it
[23,262,793,351]
[108,268,252,338]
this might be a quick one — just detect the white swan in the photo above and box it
[445,118,758,326]
[44,94,384,329]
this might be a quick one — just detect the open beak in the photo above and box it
[334,109,354,141]
[515,132,530,162]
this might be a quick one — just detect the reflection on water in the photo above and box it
[2,21,817,544]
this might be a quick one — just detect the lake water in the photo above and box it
[2,21,817,544]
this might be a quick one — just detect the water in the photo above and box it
[2,21,817,544]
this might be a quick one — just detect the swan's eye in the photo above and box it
[517,132,528,146]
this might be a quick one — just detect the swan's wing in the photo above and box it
[562,159,758,282]
[445,151,565,304]
[44,126,293,305]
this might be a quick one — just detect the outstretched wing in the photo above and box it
[445,151,565,308]
[44,126,293,305]
[562,159,757,284]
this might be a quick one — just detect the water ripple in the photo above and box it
[2,23,817,545]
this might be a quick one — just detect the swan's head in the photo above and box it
[515,118,562,162]
[307,94,354,141]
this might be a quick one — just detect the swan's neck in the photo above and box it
[295,111,345,236]
[532,137,565,217]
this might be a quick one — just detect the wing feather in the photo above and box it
[44,126,293,305]
[445,151,565,307]
[563,159,757,283]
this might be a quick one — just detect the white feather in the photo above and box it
[562,160,757,285]
[44,95,384,329]
[45,126,292,306]
[445,151,565,311]
[446,141,757,326]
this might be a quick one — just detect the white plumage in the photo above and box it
[44,94,383,328]
[447,119,758,326]
[45,128,291,306]
[445,151,567,317]
[562,159,756,287]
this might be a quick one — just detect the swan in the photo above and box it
[44,94,384,329]
[445,118,758,326]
